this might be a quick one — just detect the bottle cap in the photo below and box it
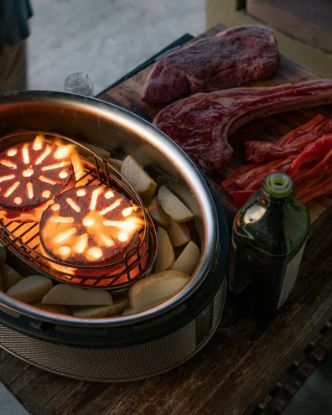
[263,173,293,199]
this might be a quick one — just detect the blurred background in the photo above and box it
[28,0,205,93]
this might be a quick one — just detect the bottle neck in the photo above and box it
[262,173,293,203]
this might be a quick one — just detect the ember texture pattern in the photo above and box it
[0,135,74,216]
[154,79,332,171]
[40,185,141,266]
[142,26,279,104]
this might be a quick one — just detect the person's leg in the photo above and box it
[0,41,27,93]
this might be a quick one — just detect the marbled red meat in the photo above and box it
[143,26,279,104]
[245,114,332,162]
[154,80,332,171]
[222,132,332,206]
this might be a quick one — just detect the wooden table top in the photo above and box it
[0,23,332,415]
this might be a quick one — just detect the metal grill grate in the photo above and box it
[0,131,157,291]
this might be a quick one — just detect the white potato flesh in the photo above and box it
[7,275,53,303]
[158,186,194,223]
[122,307,135,315]
[148,197,171,226]
[2,264,23,291]
[82,142,111,159]
[71,298,128,318]
[121,155,157,201]
[155,227,175,272]
[42,284,113,306]
[39,303,72,315]
[129,270,190,311]
[108,157,123,171]
[167,220,191,247]
[171,241,200,275]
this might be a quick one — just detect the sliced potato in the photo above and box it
[122,307,136,315]
[148,197,171,226]
[171,241,200,275]
[2,264,23,291]
[107,157,123,171]
[167,220,191,247]
[158,186,194,223]
[129,270,190,311]
[71,297,128,318]
[155,227,175,272]
[121,155,157,201]
[39,303,72,315]
[82,142,111,159]
[7,275,53,303]
[42,284,113,306]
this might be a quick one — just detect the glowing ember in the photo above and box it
[0,135,75,220]
[40,185,143,266]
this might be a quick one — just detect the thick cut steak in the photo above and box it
[142,26,279,104]
[154,79,332,171]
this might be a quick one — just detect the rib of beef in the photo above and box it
[154,79,332,171]
[142,25,279,104]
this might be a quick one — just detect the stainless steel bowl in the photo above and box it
[0,91,228,381]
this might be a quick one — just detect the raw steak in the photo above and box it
[142,26,279,104]
[222,133,332,206]
[245,114,332,162]
[154,79,332,171]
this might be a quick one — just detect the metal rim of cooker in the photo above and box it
[0,91,225,330]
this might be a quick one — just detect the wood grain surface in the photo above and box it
[0,23,331,415]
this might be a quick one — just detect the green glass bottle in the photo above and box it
[229,172,310,316]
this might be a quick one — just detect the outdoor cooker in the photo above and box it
[0,91,229,382]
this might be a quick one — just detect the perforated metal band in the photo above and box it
[0,279,226,382]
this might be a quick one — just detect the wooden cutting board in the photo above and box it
[99,23,332,222]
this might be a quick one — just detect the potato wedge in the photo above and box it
[39,303,72,315]
[166,220,191,247]
[2,264,23,291]
[7,275,53,303]
[148,197,171,226]
[121,155,157,201]
[108,157,123,171]
[129,270,190,311]
[42,284,113,306]
[122,307,136,315]
[82,142,110,159]
[71,297,128,318]
[155,227,175,272]
[171,241,200,275]
[158,186,194,223]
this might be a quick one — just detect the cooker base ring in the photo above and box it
[0,279,226,382]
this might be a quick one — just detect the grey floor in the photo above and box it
[28,0,205,94]
[1,0,332,414]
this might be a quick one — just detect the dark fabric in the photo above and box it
[0,0,33,46]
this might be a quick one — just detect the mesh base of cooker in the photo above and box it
[0,279,226,382]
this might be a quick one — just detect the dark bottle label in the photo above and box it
[229,236,306,316]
